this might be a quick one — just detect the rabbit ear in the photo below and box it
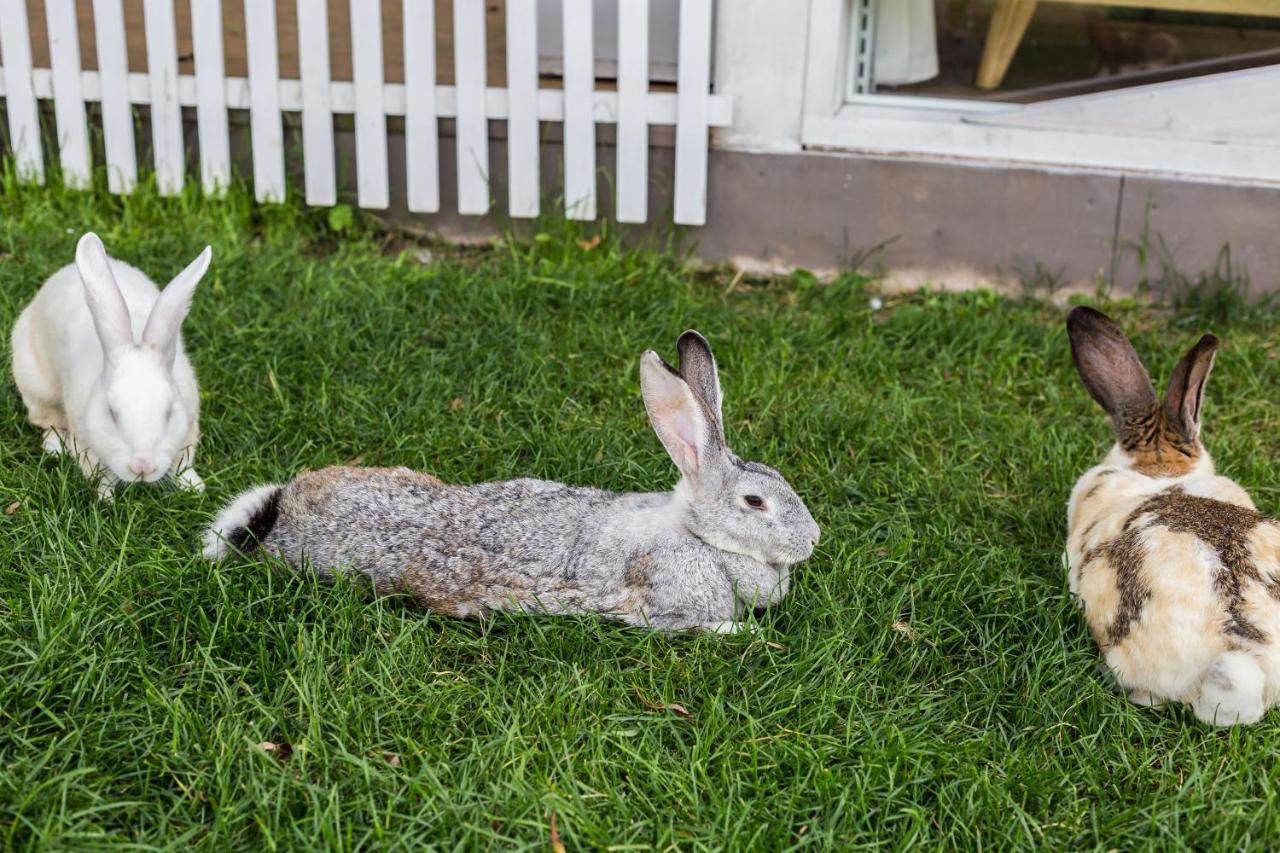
[641,350,723,480]
[1067,306,1157,426]
[142,245,211,361]
[75,232,134,356]
[1164,334,1218,441]
[676,330,725,447]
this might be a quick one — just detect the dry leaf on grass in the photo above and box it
[253,741,293,761]
[373,751,401,767]
[549,812,566,853]
[450,398,465,412]
[891,621,920,641]
[3,501,19,515]
[635,687,693,718]
[578,234,601,251]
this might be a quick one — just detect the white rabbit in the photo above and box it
[11,232,210,500]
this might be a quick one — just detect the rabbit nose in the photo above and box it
[129,457,158,478]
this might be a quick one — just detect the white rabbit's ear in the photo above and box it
[641,350,721,480]
[676,330,725,447]
[142,245,211,361]
[75,232,134,356]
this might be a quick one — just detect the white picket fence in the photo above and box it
[0,0,732,225]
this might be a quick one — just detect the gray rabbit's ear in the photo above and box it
[75,232,134,358]
[676,330,725,447]
[641,350,723,480]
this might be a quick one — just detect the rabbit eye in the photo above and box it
[744,495,766,510]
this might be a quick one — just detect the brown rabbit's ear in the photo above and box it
[1066,306,1157,425]
[1164,334,1219,441]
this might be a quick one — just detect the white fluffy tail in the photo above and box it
[1192,651,1266,727]
[201,484,283,561]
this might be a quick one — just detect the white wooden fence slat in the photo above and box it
[44,0,90,188]
[504,0,538,218]
[673,0,712,226]
[297,0,335,205]
[92,0,137,193]
[0,0,44,181]
[244,0,286,202]
[350,0,389,209]
[191,0,230,194]
[453,0,489,214]
[615,0,648,224]
[3,69,733,129]
[561,0,595,220]
[403,0,439,212]
[143,0,184,194]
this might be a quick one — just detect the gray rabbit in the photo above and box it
[203,331,820,632]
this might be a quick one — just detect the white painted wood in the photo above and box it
[2,70,733,127]
[403,0,439,212]
[244,0,286,202]
[561,0,595,219]
[802,0,849,122]
[297,0,336,205]
[713,0,809,153]
[190,0,230,194]
[143,0,185,194]
[673,0,712,225]
[93,0,137,193]
[505,0,539,217]
[0,0,43,181]
[44,0,91,188]
[970,65,1280,144]
[615,0,648,223]
[803,106,1280,185]
[453,0,490,214]
[351,0,389,208]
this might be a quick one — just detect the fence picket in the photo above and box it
[615,0,648,224]
[0,0,43,181]
[92,0,137,193]
[0,0,729,224]
[453,0,489,214]
[297,0,335,206]
[403,0,439,212]
[505,0,538,218]
[245,0,286,202]
[44,0,90,188]
[143,0,184,194]
[191,0,229,194]
[674,0,712,225]
[561,0,595,219]
[351,0,389,209]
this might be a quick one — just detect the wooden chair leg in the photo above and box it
[976,0,1038,90]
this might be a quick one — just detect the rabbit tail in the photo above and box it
[1192,651,1265,727]
[202,484,283,561]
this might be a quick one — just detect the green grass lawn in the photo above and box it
[3,171,1280,850]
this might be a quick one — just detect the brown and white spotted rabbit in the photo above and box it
[1065,306,1280,726]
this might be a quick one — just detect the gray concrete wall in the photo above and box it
[148,112,1280,295]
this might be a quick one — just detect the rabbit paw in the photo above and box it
[701,621,749,635]
[42,429,67,455]
[1128,689,1165,708]
[176,468,205,492]
[96,478,117,502]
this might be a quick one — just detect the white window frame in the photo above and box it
[800,0,1280,185]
